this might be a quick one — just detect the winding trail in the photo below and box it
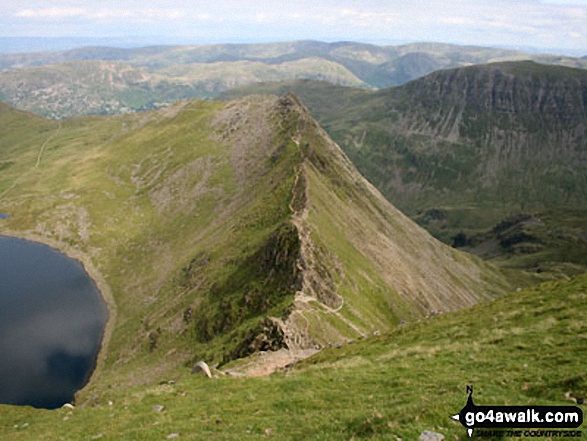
[288,140,362,337]
[35,121,62,169]
[0,121,62,200]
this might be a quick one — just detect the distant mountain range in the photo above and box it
[0,58,365,119]
[0,37,161,54]
[1,41,586,119]
[2,41,586,83]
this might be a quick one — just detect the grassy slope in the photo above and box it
[279,97,511,348]
[156,58,369,90]
[1,272,585,440]
[0,96,512,407]
[453,210,587,279]
[0,96,306,394]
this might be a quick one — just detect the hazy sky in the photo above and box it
[1,0,586,54]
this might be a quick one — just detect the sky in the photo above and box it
[1,0,586,55]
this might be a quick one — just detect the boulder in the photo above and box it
[191,360,212,378]
[419,431,444,441]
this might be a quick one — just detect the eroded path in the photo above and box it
[0,120,62,199]
[35,121,62,169]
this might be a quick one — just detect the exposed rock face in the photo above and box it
[399,61,587,132]
[221,318,288,366]
[330,62,587,214]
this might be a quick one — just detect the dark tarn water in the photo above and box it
[0,236,108,409]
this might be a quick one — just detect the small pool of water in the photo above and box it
[0,236,108,409]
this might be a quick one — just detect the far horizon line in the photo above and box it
[0,36,584,58]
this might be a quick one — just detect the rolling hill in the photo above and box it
[0,58,367,119]
[223,61,587,276]
[0,95,510,402]
[0,61,200,119]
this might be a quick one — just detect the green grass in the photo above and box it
[0,93,515,408]
[0,96,312,391]
[1,274,585,440]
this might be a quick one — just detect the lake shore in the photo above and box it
[0,230,117,407]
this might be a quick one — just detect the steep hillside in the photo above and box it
[374,62,587,211]
[0,96,510,401]
[1,270,584,440]
[224,62,587,276]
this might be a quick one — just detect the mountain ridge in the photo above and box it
[0,95,511,396]
[222,61,587,276]
[224,61,587,212]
